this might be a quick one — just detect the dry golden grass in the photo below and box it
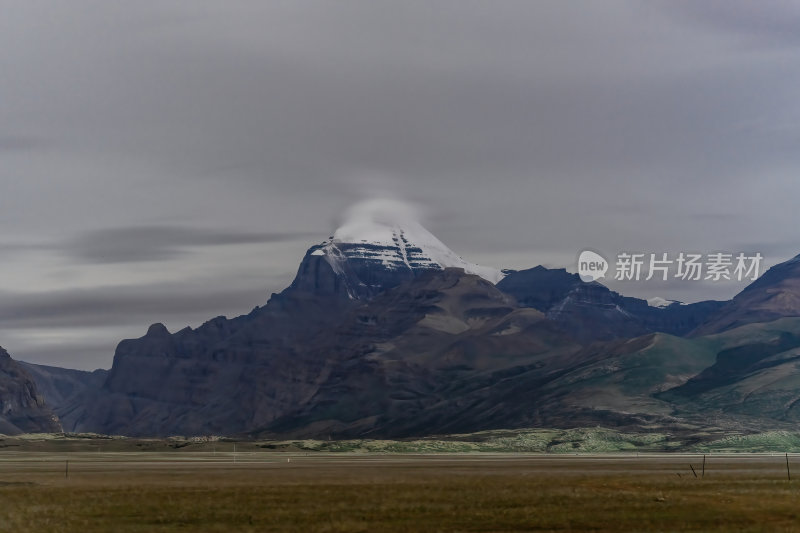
[2,453,800,532]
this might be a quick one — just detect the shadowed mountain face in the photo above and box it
[25,219,800,439]
[63,256,793,439]
[68,279,358,436]
[254,257,800,437]
[17,362,108,432]
[263,269,582,438]
[264,316,800,437]
[495,266,581,311]
[504,318,800,434]
[68,268,582,437]
[656,319,800,425]
[0,347,61,435]
[694,255,800,335]
[497,267,725,342]
[61,220,512,437]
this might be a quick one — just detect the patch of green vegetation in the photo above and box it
[255,427,800,454]
[708,318,800,350]
[9,426,800,454]
[258,428,685,454]
[616,334,720,395]
[544,428,680,453]
[695,431,800,453]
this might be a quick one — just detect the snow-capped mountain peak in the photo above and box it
[326,215,503,284]
[290,199,503,300]
[292,200,505,299]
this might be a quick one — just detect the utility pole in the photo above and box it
[787,453,791,482]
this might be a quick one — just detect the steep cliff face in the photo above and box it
[18,361,108,432]
[0,347,61,435]
[70,292,351,436]
[19,362,108,410]
[68,268,581,437]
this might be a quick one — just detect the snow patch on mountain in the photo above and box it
[319,199,504,284]
[647,297,683,308]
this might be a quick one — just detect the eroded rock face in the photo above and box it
[263,268,583,439]
[67,268,582,438]
[18,361,107,433]
[70,270,362,437]
[0,346,61,434]
[693,255,800,335]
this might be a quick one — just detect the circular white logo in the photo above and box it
[577,250,608,282]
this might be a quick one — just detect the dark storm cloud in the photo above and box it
[66,226,317,263]
[0,281,274,330]
[0,273,294,369]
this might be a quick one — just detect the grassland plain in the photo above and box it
[2,452,800,531]
[4,432,800,531]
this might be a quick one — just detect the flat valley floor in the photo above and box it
[2,451,800,532]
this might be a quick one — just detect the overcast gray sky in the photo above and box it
[2,1,800,369]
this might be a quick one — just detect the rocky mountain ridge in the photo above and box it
[12,219,800,439]
[0,346,61,434]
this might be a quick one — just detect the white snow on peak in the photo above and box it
[647,296,682,308]
[320,200,504,284]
